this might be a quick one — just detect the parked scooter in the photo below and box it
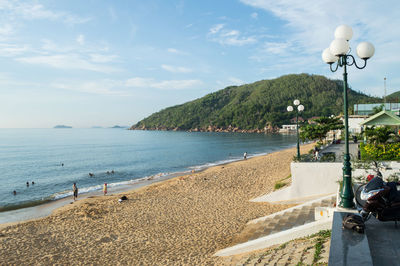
[355,176,400,225]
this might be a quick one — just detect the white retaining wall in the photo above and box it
[252,162,342,203]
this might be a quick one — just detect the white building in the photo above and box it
[340,115,368,134]
[279,124,298,133]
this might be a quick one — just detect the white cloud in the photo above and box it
[1,1,91,25]
[208,24,256,46]
[240,0,400,96]
[126,77,202,90]
[89,54,118,63]
[0,24,13,36]
[0,43,29,56]
[161,64,192,73]
[209,24,224,34]
[125,77,152,87]
[228,77,245,85]
[16,54,120,73]
[152,79,202,90]
[52,80,129,96]
[76,34,85,45]
[167,48,188,55]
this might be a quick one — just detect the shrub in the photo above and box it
[360,142,400,161]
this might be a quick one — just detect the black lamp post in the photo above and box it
[322,25,375,208]
[287,100,305,160]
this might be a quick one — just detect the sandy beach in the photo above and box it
[0,143,315,265]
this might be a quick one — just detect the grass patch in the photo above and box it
[274,182,287,190]
[274,174,291,190]
[312,230,331,263]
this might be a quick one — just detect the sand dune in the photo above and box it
[0,143,314,265]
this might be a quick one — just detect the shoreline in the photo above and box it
[0,145,295,226]
[0,143,315,265]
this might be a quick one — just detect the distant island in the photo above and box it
[54,125,72,129]
[91,126,103,128]
[111,125,128,128]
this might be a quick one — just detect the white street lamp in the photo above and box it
[287,100,305,160]
[322,24,374,209]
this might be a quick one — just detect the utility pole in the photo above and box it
[384,77,387,110]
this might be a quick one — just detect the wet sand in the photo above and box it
[0,143,314,265]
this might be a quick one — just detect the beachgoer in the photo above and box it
[61,163,64,167]
[73,183,78,201]
[243,152,247,160]
[26,181,29,187]
[13,190,16,195]
[107,171,110,175]
[103,183,107,196]
[32,181,35,185]
[315,150,319,161]
[111,170,114,174]
[89,173,94,177]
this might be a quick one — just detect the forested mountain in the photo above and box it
[131,74,381,132]
[387,91,400,101]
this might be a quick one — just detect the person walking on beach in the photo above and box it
[73,183,78,201]
[103,183,107,196]
[243,152,247,160]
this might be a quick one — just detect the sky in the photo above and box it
[1,0,399,128]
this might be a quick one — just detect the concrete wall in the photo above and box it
[252,162,342,203]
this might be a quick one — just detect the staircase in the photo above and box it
[215,194,336,257]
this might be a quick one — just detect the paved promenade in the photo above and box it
[320,142,359,162]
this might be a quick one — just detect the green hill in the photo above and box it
[131,74,381,132]
[387,91,400,101]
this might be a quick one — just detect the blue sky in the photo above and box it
[1,0,399,128]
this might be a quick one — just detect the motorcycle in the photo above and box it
[355,176,400,225]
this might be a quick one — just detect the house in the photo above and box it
[279,124,298,133]
[354,103,400,115]
[290,117,304,124]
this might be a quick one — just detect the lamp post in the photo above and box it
[287,100,305,160]
[322,25,375,208]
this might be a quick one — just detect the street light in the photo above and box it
[287,100,305,160]
[322,24,374,208]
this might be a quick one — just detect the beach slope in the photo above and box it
[0,143,314,265]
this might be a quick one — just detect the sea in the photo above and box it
[0,128,297,221]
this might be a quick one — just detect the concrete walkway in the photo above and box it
[320,142,359,161]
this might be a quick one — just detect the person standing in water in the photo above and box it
[73,183,78,201]
[243,152,247,160]
[103,183,107,196]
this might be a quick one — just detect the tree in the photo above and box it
[371,104,384,115]
[364,126,396,145]
[300,116,344,143]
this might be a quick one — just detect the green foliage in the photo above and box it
[320,152,336,162]
[371,104,385,115]
[132,74,380,130]
[312,230,331,264]
[274,181,287,190]
[364,126,396,144]
[386,91,400,102]
[300,116,344,142]
[360,142,400,161]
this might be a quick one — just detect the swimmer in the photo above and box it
[13,190,16,195]
[26,181,29,187]
[32,181,35,185]
[111,170,114,174]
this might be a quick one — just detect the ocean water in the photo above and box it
[0,129,297,212]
